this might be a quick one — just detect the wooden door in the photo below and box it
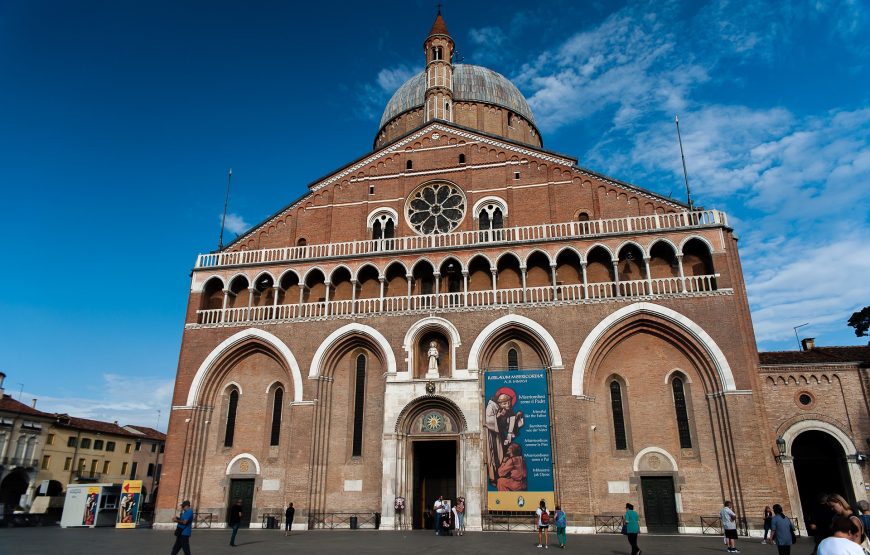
[640,476,678,533]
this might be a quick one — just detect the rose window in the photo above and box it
[406,182,466,234]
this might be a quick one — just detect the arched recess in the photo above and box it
[186,328,303,406]
[572,302,735,397]
[467,314,563,371]
[403,317,462,378]
[225,452,262,475]
[632,446,679,472]
[392,395,470,435]
[309,323,397,378]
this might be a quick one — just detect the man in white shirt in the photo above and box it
[720,501,739,553]
[433,496,445,536]
[818,516,865,555]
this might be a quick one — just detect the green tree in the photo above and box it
[847,306,870,337]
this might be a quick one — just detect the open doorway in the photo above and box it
[412,440,456,529]
[793,431,854,517]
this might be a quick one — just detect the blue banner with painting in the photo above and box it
[484,369,555,511]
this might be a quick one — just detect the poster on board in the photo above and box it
[82,487,100,526]
[484,369,555,511]
[115,480,142,529]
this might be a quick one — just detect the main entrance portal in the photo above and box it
[412,440,456,529]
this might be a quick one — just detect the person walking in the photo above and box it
[228,498,243,547]
[554,505,567,549]
[624,502,641,555]
[770,504,795,555]
[171,500,194,555]
[284,503,295,536]
[720,500,740,553]
[536,499,550,548]
[762,505,774,544]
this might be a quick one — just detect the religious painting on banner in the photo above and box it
[115,480,142,528]
[484,369,555,511]
[82,487,99,526]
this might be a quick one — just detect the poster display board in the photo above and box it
[484,369,555,511]
[115,480,142,528]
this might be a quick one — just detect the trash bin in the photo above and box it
[349,516,358,529]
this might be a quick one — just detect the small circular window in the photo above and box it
[796,391,815,408]
[406,182,466,235]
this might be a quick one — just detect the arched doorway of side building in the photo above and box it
[0,469,30,512]
[793,430,855,512]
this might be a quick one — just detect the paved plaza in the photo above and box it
[0,528,807,555]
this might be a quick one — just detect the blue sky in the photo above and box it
[1,1,867,429]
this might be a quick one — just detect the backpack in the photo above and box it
[540,510,550,525]
[555,511,567,528]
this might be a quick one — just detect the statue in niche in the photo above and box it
[427,341,440,377]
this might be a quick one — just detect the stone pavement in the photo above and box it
[0,528,805,555]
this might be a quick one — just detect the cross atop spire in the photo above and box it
[429,6,450,37]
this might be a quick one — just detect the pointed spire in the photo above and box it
[429,6,450,37]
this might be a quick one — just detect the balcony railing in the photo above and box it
[195,210,728,269]
[195,274,722,326]
[1,457,38,468]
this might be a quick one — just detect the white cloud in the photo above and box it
[468,26,508,64]
[512,5,709,132]
[25,373,174,431]
[603,104,870,348]
[359,63,421,120]
[223,212,250,235]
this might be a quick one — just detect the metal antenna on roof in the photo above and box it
[675,115,694,211]
[218,168,232,250]
[793,323,809,350]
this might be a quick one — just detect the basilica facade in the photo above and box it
[157,13,869,534]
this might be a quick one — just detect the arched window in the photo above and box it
[224,389,239,447]
[406,160,413,170]
[507,348,519,370]
[476,199,507,231]
[352,354,366,457]
[507,111,514,127]
[672,377,692,448]
[297,238,307,247]
[270,387,283,446]
[577,212,590,222]
[459,154,466,164]
[372,219,383,240]
[610,381,627,450]
[433,46,442,60]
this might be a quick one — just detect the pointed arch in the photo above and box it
[309,323,396,378]
[572,302,735,397]
[467,314,563,371]
[186,328,303,406]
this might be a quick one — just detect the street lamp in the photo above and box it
[775,436,787,463]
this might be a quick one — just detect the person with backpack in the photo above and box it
[770,503,796,555]
[536,499,550,548]
[554,505,567,548]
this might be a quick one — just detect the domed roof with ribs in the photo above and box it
[378,64,536,131]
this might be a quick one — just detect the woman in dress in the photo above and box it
[624,503,641,555]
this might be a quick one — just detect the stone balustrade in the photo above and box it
[193,274,723,326]
[195,210,728,269]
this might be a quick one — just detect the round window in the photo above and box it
[798,393,813,406]
[406,182,466,235]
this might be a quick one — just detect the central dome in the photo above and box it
[379,64,536,130]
